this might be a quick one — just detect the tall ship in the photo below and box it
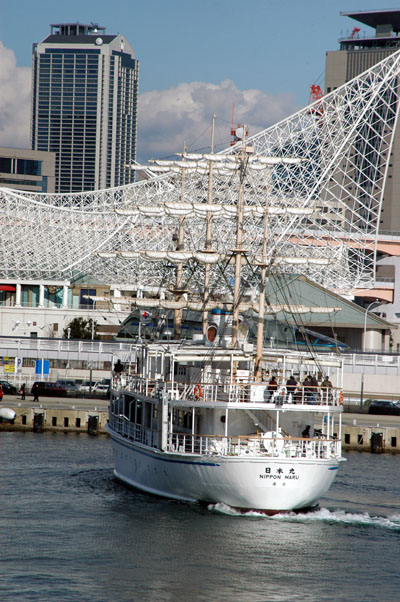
[106,129,345,513]
[107,339,343,513]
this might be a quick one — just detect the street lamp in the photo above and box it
[363,299,380,352]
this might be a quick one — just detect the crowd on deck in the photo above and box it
[266,373,333,404]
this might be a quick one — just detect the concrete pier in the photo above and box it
[0,395,108,435]
[1,397,400,452]
[340,413,400,454]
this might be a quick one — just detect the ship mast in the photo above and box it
[202,114,216,336]
[231,127,252,348]
[125,131,305,356]
[174,159,186,339]
[255,175,270,380]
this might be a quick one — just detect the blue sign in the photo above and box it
[35,360,49,375]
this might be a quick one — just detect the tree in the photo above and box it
[63,317,99,340]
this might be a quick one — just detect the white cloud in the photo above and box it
[0,43,300,161]
[0,42,31,148]
[137,79,299,161]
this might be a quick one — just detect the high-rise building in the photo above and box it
[325,9,400,232]
[31,23,139,193]
[0,147,55,192]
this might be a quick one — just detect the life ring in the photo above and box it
[194,384,203,400]
[339,391,344,405]
[261,431,285,453]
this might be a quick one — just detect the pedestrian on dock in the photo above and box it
[20,383,26,400]
[0,384,3,401]
[32,383,40,403]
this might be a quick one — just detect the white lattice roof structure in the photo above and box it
[1,50,400,296]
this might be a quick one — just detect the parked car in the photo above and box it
[30,382,67,397]
[0,380,18,395]
[95,383,110,396]
[79,381,98,393]
[368,400,400,415]
[57,380,79,396]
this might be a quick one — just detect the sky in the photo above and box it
[1,0,400,161]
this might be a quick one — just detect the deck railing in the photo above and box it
[125,376,341,407]
[109,413,160,448]
[108,413,341,460]
[167,432,340,460]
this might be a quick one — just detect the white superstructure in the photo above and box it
[107,341,344,513]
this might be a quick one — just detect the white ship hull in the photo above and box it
[108,428,340,513]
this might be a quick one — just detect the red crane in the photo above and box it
[309,84,323,104]
[309,84,324,121]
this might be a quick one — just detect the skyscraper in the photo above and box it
[325,9,400,232]
[31,23,139,193]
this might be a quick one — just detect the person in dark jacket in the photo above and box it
[310,374,319,401]
[268,376,278,400]
[113,359,124,374]
[32,383,40,403]
[302,375,313,401]
[286,375,297,402]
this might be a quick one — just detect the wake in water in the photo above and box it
[208,503,400,531]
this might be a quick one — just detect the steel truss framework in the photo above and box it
[1,50,400,297]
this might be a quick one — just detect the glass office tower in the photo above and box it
[31,23,139,193]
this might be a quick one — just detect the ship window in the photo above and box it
[145,403,152,428]
[177,364,187,377]
[183,412,192,429]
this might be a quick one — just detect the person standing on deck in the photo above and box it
[267,376,278,401]
[321,376,333,403]
[286,375,297,402]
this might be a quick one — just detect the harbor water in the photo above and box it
[0,432,399,602]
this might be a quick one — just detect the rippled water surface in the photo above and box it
[0,432,399,601]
